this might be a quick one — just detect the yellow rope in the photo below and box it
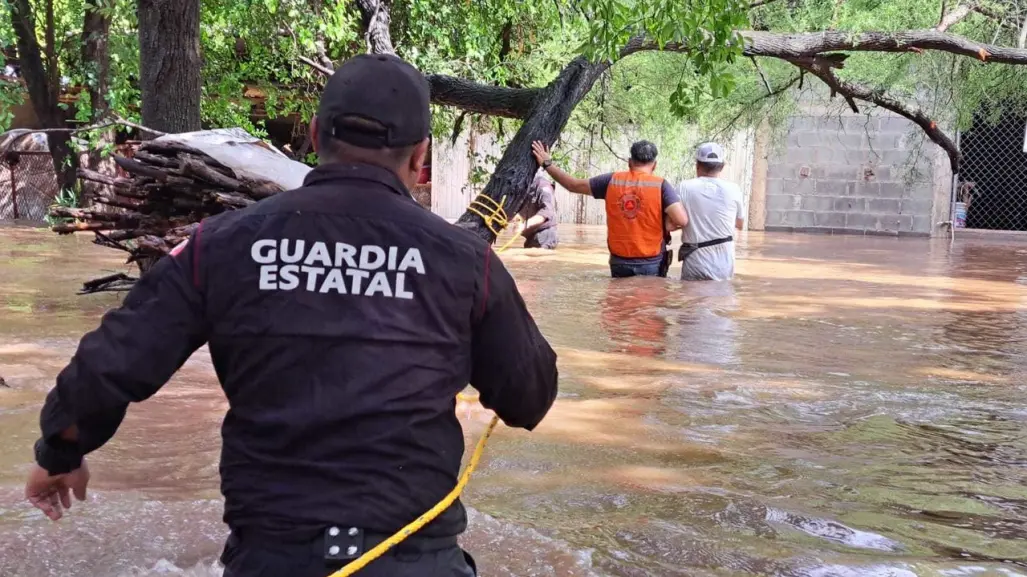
[465,194,509,236]
[496,232,521,253]
[330,210,518,576]
[330,414,500,576]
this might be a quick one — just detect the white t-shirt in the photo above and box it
[676,177,744,281]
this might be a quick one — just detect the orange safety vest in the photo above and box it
[604,170,666,259]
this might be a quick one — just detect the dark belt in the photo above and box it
[678,236,733,263]
[230,525,459,564]
[658,249,673,278]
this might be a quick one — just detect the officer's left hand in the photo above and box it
[25,461,90,521]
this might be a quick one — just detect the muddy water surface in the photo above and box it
[1,223,1026,577]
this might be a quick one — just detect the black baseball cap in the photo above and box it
[317,54,431,149]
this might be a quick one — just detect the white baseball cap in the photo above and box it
[695,142,725,163]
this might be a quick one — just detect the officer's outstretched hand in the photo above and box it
[531,141,552,166]
[25,461,90,521]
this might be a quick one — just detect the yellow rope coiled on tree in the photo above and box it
[331,194,517,577]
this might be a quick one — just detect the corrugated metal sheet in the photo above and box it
[430,130,503,220]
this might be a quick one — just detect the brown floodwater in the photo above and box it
[2,223,1027,577]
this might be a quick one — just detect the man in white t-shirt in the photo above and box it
[676,142,745,281]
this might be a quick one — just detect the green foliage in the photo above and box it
[43,186,79,227]
[0,0,1024,177]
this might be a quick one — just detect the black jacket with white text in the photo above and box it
[37,163,559,540]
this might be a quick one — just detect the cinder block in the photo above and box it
[844,149,874,165]
[802,196,836,212]
[869,165,894,182]
[814,164,859,181]
[912,215,934,234]
[786,147,818,164]
[833,133,866,149]
[883,214,914,232]
[854,182,881,198]
[844,116,875,132]
[878,183,905,199]
[790,116,832,131]
[846,212,881,231]
[878,116,912,133]
[814,212,847,228]
[767,194,800,211]
[906,184,933,200]
[816,148,846,164]
[817,181,852,197]
[900,198,933,216]
[767,162,790,179]
[796,131,823,148]
[766,210,791,226]
[869,198,901,214]
[833,197,865,212]
[881,149,910,166]
[783,178,816,196]
[793,211,817,228]
[766,178,785,196]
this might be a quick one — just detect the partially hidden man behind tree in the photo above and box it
[24,54,559,577]
[676,142,745,282]
[531,140,689,278]
[510,171,559,249]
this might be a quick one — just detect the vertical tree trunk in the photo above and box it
[82,1,111,124]
[9,0,76,191]
[80,0,112,204]
[454,59,607,242]
[137,0,202,134]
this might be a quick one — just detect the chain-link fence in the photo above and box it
[956,111,1027,231]
[0,150,59,222]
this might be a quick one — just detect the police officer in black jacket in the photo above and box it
[25,54,559,577]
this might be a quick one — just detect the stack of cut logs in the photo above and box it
[51,140,286,271]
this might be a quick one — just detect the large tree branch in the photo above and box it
[794,59,960,171]
[426,75,540,119]
[734,29,1027,64]
[625,29,1027,64]
[299,55,541,119]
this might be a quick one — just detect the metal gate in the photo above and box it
[954,111,1027,231]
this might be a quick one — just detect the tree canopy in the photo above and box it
[2,0,1026,240]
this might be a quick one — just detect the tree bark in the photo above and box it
[81,0,112,203]
[453,59,608,241]
[426,75,539,119]
[137,0,202,133]
[8,0,76,191]
[82,1,111,124]
[355,0,395,54]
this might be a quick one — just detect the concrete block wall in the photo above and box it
[764,113,946,237]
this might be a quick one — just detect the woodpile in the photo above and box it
[51,139,287,272]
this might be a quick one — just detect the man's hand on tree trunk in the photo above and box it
[531,141,552,166]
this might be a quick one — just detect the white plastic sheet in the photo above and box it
[155,128,311,191]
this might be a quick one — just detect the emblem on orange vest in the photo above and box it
[619,193,641,219]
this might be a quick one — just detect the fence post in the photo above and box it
[9,158,17,220]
